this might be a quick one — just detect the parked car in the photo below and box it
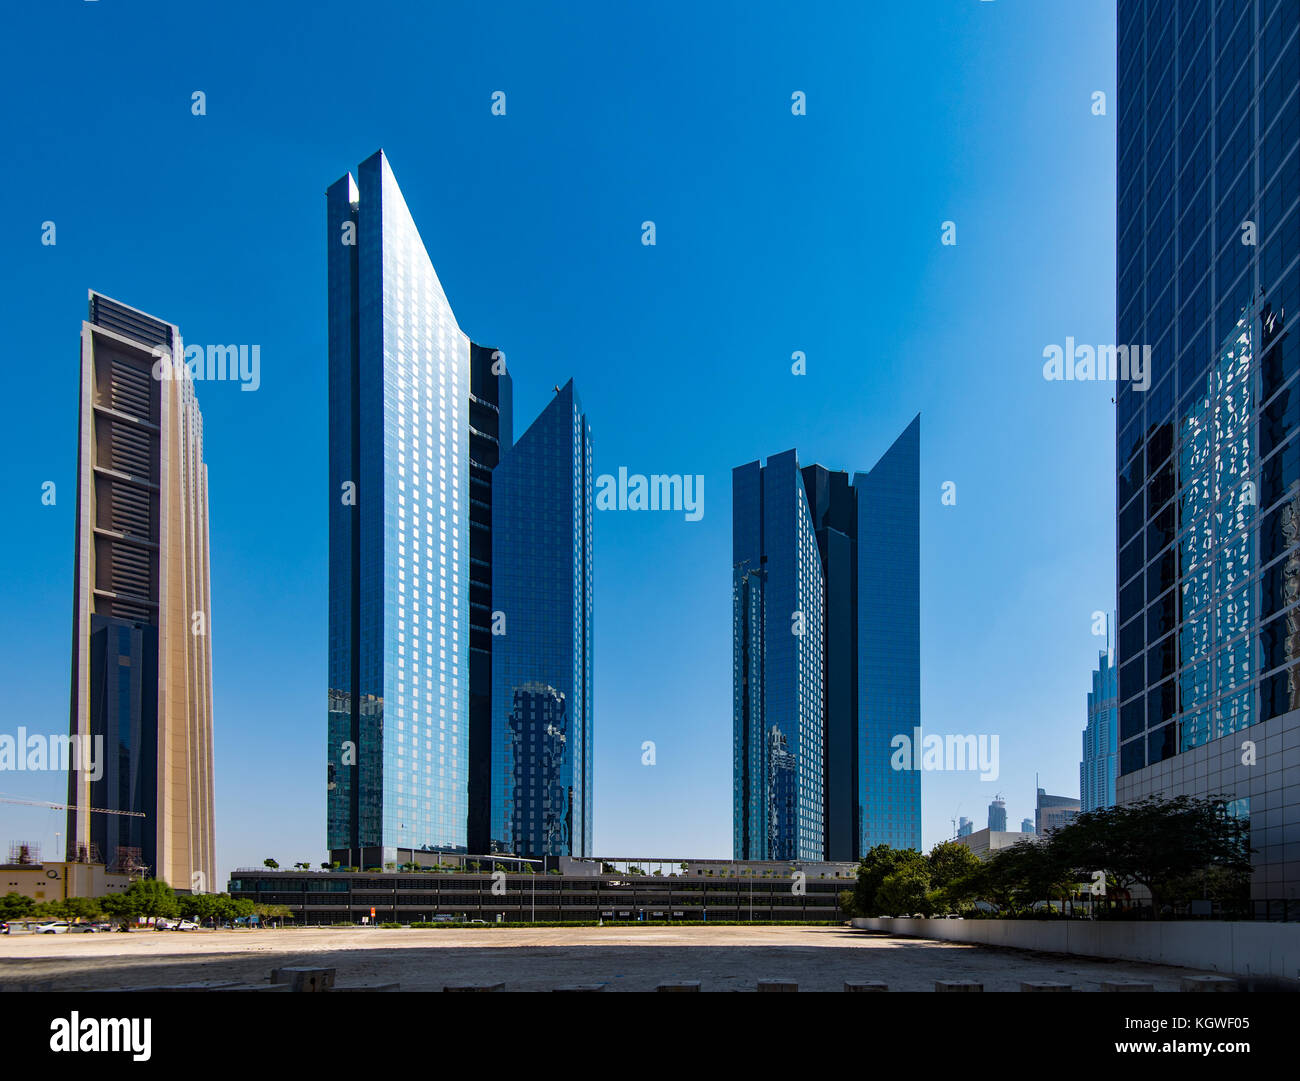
[2,920,42,935]
[37,921,70,934]
[68,923,100,933]
[174,920,200,931]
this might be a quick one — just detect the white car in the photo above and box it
[174,920,200,931]
[37,921,70,934]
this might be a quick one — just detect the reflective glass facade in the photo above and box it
[733,450,826,861]
[733,421,920,860]
[855,417,922,852]
[490,381,593,858]
[1115,0,1300,776]
[1081,649,1119,812]
[328,151,472,858]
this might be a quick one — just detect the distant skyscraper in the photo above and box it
[1114,1,1300,897]
[1081,649,1118,812]
[987,797,1007,833]
[1021,817,1034,834]
[327,150,477,864]
[732,417,920,860]
[1036,788,1080,838]
[490,381,593,858]
[957,816,973,838]
[67,292,216,890]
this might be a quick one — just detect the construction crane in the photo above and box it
[0,794,145,818]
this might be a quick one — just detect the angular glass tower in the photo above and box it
[732,417,920,861]
[1081,649,1118,813]
[1114,1,1300,898]
[732,449,826,861]
[490,380,594,858]
[327,151,476,863]
[855,416,922,852]
[67,292,216,890]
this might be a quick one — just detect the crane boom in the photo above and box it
[0,795,146,818]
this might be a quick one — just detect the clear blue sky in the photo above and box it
[0,0,1117,881]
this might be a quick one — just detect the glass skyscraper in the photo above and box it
[327,151,476,863]
[732,417,920,861]
[1081,649,1119,813]
[490,380,593,858]
[1114,1,1300,898]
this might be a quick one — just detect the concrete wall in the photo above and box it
[851,917,1300,980]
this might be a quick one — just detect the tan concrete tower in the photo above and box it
[66,292,216,892]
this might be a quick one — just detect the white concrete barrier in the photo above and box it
[850,918,1300,980]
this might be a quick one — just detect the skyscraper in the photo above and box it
[732,417,920,861]
[733,450,825,862]
[327,151,476,864]
[67,292,216,891]
[490,381,593,858]
[1035,788,1080,837]
[1114,1,1300,898]
[987,797,1007,833]
[327,150,588,865]
[1081,649,1119,812]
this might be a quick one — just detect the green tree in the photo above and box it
[263,858,279,870]
[852,844,929,916]
[926,840,982,911]
[1049,795,1252,919]
[99,878,180,929]
[0,892,37,920]
[877,864,933,916]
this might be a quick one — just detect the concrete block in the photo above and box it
[935,980,982,992]
[657,981,701,991]
[845,981,888,991]
[757,979,798,992]
[270,967,336,992]
[1181,975,1238,992]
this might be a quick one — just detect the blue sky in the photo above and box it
[0,0,1117,880]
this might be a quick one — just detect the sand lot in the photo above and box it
[0,924,1214,991]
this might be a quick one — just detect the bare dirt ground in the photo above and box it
[0,924,1212,991]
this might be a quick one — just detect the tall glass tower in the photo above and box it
[1114,1,1299,899]
[327,151,474,864]
[1081,649,1118,813]
[733,417,920,861]
[732,449,825,861]
[490,381,593,858]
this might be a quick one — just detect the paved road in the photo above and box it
[0,924,1213,991]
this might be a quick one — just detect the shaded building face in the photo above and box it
[68,293,215,889]
[328,151,473,859]
[1113,1,1300,896]
[490,381,593,859]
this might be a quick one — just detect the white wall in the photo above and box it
[850,917,1300,980]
